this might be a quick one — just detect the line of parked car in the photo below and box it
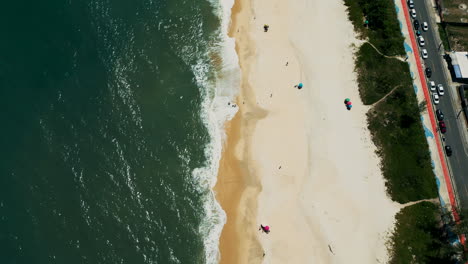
[408,0,452,157]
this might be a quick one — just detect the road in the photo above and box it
[410,0,468,209]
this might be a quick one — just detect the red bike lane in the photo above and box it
[399,0,462,230]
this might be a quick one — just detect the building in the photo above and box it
[449,51,468,80]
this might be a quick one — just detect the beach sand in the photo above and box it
[215,0,401,263]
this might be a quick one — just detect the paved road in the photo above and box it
[410,0,468,208]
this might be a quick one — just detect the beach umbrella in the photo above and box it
[347,104,353,108]
[346,101,352,105]
[345,98,350,102]
[264,226,270,231]
[298,83,303,88]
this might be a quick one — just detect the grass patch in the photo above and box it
[344,0,457,261]
[344,0,405,56]
[356,43,412,105]
[388,202,460,263]
[367,71,437,203]
[346,3,437,203]
[437,23,451,51]
[446,24,468,51]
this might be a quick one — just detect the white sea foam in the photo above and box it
[192,0,240,262]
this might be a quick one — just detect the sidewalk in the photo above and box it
[394,0,459,218]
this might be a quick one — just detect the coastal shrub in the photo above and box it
[388,202,459,264]
[343,0,405,56]
[355,43,411,105]
[368,84,437,202]
[352,25,437,204]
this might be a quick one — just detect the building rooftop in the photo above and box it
[450,51,468,78]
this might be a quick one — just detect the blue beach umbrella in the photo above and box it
[298,83,303,88]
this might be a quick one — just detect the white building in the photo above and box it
[449,52,468,80]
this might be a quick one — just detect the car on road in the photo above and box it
[413,20,419,30]
[436,109,444,121]
[426,67,432,78]
[422,22,428,31]
[437,84,445,95]
[422,49,428,59]
[418,36,425,46]
[410,9,416,19]
[445,145,453,157]
[408,0,415,8]
[430,81,436,92]
[439,120,447,133]
[416,30,422,36]
[433,93,440,104]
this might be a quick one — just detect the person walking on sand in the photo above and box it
[259,224,270,234]
[264,24,269,32]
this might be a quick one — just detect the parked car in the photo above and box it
[437,84,445,95]
[418,36,425,46]
[425,67,432,77]
[430,81,436,92]
[413,20,420,30]
[422,22,428,31]
[445,145,453,157]
[433,93,440,104]
[410,9,416,19]
[436,109,444,121]
[421,49,428,59]
[439,121,447,133]
[408,0,415,8]
[416,30,422,36]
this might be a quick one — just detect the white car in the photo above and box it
[437,84,445,95]
[418,36,425,46]
[433,93,440,104]
[410,9,416,19]
[430,81,436,92]
[422,22,428,31]
[408,0,414,9]
[421,49,428,59]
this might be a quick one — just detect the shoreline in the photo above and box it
[214,0,265,262]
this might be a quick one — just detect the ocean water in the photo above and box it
[0,0,239,263]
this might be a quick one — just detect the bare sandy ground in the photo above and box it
[216,0,402,263]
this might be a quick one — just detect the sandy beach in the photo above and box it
[215,0,402,263]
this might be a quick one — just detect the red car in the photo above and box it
[439,121,447,134]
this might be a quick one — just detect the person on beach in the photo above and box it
[264,24,269,32]
[294,83,303,89]
[259,224,270,234]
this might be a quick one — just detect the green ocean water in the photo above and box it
[0,0,232,263]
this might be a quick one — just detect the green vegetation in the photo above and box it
[344,0,462,262]
[367,77,437,202]
[356,43,411,105]
[446,25,468,51]
[464,87,468,100]
[344,0,405,56]
[438,23,451,51]
[355,43,437,203]
[389,202,460,264]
